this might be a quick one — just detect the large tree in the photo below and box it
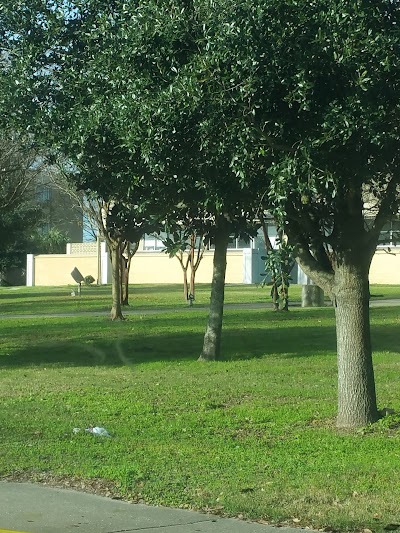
[55,153,159,320]
[0,5,162,319]
[0,0,262,358]
[203,0,400,427]
[104,0,400,421]
[101,1,263,359]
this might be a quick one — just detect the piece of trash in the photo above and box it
[73,426,111,436]
[85,426,111,437]
[71,290,76,297]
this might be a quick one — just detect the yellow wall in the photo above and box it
[128,250,243,284]
[370,248,400,285]
[29,247,400,286]
[34,255,98,286]
[31,250,244,286]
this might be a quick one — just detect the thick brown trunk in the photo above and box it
[110,244,124,321]
[334,262,378,428]
[198,223,230,361]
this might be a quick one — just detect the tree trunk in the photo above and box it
[183,267,189,301]
[271,278,279,311]
[189,263,196,301]
[189,234,195,300]
[121,241,139,306]
[198,224,230,361]
[302,284,324,307]
[110,243,125,320]
[176,251,190,301]
[189,232,206,302]
[334,262,379,428]
[121,255,129,306]
[280,282,289,311]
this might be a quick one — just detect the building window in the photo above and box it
[143,232,255,251]
[232,236,252,249]
[379,218,400,246]
[209,235,252,250]
[143,233,166,251]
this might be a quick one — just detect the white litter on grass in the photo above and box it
[86,426,111,437]
[73,426,111,437]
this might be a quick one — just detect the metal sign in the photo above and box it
[71,267,85,284]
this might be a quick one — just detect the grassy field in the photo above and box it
[0,283,268,315]
[0,285,400,532]
[0,282,399,315]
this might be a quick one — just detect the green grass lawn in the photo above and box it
[0,282,399,315]
[0,283,268,315]
[0,286,400,531]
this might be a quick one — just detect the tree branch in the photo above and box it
[284,211,335,295]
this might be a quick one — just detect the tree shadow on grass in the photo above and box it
[0,308,397,368]
[0,329,334,369]
[132,283,210,293]
[0,289,71,300]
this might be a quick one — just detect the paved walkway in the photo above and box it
[0,482,309,533]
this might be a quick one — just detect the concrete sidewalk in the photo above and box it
[0,482,309,533]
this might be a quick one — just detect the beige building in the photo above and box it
[26,238,400,287]
[27,241,250,286]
